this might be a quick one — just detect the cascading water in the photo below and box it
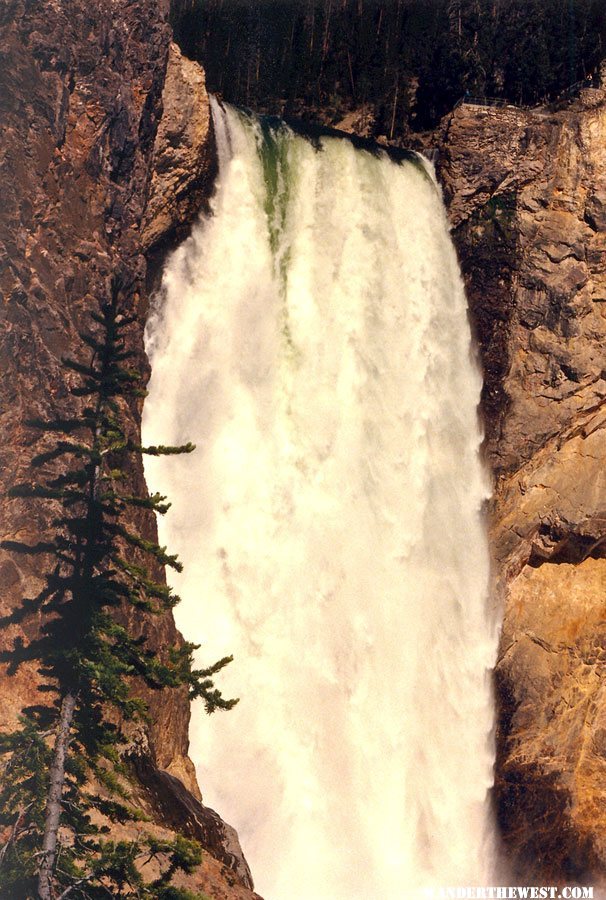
[142,99,498,899]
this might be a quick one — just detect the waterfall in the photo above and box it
[142,100,497,899]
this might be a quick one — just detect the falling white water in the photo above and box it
[142,100,497,900]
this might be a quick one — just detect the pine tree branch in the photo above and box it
[136,441,196,456]
[55,871,109,900]
[0,802,33,870]
[32,441,94,466]
[0,539,56,556]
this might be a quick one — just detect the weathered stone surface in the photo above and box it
[0,3,255,896]
[495,559,606,882]
[142,41,216,258]
[133,756,256,892]
[0,0,174,748]
[438,94,606,482]
[435,88,606,882]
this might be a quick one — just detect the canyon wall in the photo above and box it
[0,4,256,897]
[434,87,606,884]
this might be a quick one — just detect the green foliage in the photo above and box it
[156,888,211,900]
[0,279,237,897]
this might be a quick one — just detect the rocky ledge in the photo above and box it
[434,85,606,884]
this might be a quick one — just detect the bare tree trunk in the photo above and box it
[308,0,315,53]
[347,49,356,98]
[322,0,333,62]
[389,77,399,140]
[37,692,77,900]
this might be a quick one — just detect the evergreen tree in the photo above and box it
[0,280,236,899]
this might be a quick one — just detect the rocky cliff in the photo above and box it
[0,4,257,897]
[434,87,606,884]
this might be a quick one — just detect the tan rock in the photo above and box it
[437,91,606,881]
[142,42,215,256]
[495,559,606,881]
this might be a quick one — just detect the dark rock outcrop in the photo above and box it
[134,756,255,892]
[0,3,254,897]
[434,87,606,885]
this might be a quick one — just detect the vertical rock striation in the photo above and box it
[0,3,256,896]
[435,87,606,884]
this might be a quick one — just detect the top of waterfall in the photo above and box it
[283,116,419,165]
[226,99,421,168]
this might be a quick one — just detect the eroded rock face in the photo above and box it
[0,0,173,755]
[436,90,606,882]
[496,559,606,881]
[0,4,255,896]
[142,41,216,260]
